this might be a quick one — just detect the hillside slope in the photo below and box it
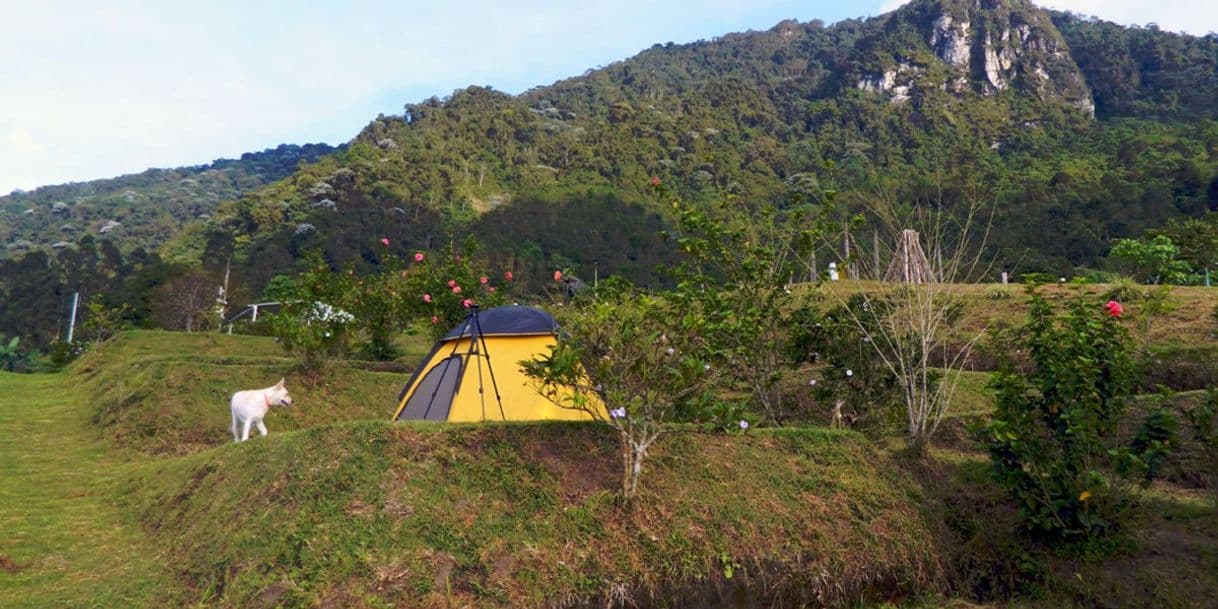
[0,331,944,608]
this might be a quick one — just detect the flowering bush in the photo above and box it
[986,290,1176,539]
[399,240,511,339]
[263,256,357,371]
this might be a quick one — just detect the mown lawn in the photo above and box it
[0,372,167,608]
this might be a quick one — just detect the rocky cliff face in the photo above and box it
[855,0,1094,114]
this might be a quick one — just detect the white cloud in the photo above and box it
[1035,0,1218,35]
[7,130,44,154]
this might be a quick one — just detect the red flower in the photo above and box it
[553,270,563,282]
[447,279,457,288]
[414,252,424,262]
[650,176,661,187]
[462,298,474,308]
[380,238,390,246]
[504,271,513,281]
[422,293,432,303]
[1105,300,1124,318]
[479,276,488,284]
[452,286,462,294]
[488,286,496,293]
[431,316,439,324]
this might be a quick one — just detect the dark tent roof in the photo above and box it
[441,305,557,341]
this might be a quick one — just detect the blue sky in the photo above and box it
[2,1,1216,193]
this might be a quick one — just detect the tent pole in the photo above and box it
[471,306,507,420]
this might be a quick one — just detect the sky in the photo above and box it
[2,1,1216,194]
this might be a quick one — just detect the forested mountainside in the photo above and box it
[4,0,1218,346]
[0,143,337,259]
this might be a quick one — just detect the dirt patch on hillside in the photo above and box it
[0,555,21,573]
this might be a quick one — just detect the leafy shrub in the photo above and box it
[983,286,1014,300]
[1109,235,1191,285]
[1102,276,1142,302]
[986,291,1177,539]
[661,193,813,425]
[46,339,88,367]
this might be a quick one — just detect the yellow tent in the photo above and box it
[392,305,598,422]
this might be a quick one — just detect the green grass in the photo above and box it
[118,422,942,608]
[0,373,168,608]
[76,330,407,455]
[1,331,944,608]
[2,329,1215,608]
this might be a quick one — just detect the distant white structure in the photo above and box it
[828,262,840,281]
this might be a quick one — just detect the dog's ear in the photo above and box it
[276,377,285,388]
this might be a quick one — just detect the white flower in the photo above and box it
[845,369,854,377]
[665,347,675,356]
[809,379,817,386]
[739,420,749,430]
[703,364,711,371]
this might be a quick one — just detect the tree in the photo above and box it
[815,185,994,453]
[80,296,130,346]
[1108,235,1191,284]
[523,289,721,502]
[662,192,815,425]
[152,269,219,332]
[398,238,511,341]
[1152,214,1218,273]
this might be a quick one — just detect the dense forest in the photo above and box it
[0,143,338,260]
[4,0,1218,346]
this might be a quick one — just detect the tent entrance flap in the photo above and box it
[398,355,463,421]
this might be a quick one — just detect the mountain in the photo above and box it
[168,0,1218,293]
[3,0,1218,346]
[0,143,338,260]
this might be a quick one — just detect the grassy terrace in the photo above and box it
[0,321,1213,608]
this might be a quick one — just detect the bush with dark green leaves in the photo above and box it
[986,290,1176,539]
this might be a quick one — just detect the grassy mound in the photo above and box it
[73,331,406,454]
[119,422,942,608]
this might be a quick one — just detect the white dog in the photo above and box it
[230,378,294,442]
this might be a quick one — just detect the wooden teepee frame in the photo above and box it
[884,229,937,284]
